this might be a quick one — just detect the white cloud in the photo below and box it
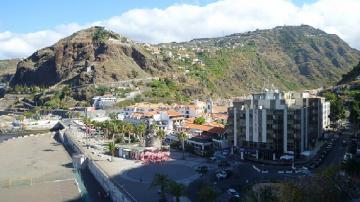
[1,0,360,59]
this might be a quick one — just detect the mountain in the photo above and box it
[158,25,359,96]
[10,26,170,87]
[10,25,360,100]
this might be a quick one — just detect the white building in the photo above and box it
[92,95,117,109]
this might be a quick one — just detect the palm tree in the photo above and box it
[82,116,92,148]
[156,129,166,147]
[167,181,186,202]
[124,122,135,144]
[177,132,188,160]
[135,123,147,146]
[150,124,158,135]
[108,120,119,143]
[198,185,218,202]
[150,174,170,202]
[146,124,158,147]
[107,142,116,161]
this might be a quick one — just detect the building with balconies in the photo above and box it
[227,90,329,161]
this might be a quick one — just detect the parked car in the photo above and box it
[309,163,316,169]
[343,153,353,161]
[227,188,240,198]
[222,150,230,156]
[209,156,217,161]
[216,170,227,179]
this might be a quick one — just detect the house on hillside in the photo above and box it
[92,94,117,109]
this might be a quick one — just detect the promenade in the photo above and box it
[64,121,215,202]
[0,133,81,202]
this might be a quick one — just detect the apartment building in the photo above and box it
[227,90,329,161]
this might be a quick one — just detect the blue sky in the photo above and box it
[1,0,359,59]
[1,0,218,32]
[1,0,315,33]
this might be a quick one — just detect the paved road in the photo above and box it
[317,135,347,171]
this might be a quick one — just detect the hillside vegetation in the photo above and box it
[8,25,360,103]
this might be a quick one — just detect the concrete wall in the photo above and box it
[59,130,136,202]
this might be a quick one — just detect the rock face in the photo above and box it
[10,27,165,87]
[0,59,20,83]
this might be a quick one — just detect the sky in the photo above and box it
[0,0,359,59]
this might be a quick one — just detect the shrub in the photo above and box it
[194,117,206,125]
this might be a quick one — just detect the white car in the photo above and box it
[344,153,353,161]
[227,188,240,198]
[216,171,227,179]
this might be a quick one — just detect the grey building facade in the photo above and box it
[227,90,328,161]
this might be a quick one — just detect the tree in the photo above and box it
[279,182,305,202]
[156,129,166,142]
[342,158,360,176]
[61,85,71,99]
[135,123,147,146]
[66,111,72,119]
[167,181,186,202]
[193,116,206,125]
[177,132,188,160]
[107,142,116,161]
[324,92,345,131]
[245,186,279,202]
[150,174,170,202]
[198,185,218,202]
[124,122,135,144]
[109,112,118,120]
[82,116,93,148]
[150,124,158,134]
[17,115,25,122]
[349,100,360,135]
[110,120,124,143]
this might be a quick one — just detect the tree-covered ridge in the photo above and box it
[339,62,360,84]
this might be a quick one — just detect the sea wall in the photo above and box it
[59,130,136,202]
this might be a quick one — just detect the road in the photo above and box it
[317,134,347,170]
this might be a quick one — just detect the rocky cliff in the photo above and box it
[10,27,169,87]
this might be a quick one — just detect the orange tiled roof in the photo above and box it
[143,111,159,117]
[184,118,195,124]
[184,122,225,134]
[184,123,213,131]
[212,113,228,120]
[212,106,228,113]
[165,110,183,117]
[207,122,225,128]
[130,112,144,119]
